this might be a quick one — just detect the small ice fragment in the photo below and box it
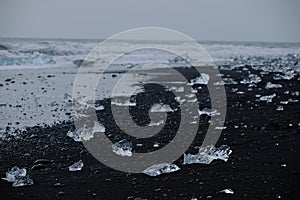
[237,91,245,94]
[153,142,160,148]
[143,163,180,177]
[259,93,276,103]
[94,105,104,111]
[240,74,261,84]
[215,126,227,130]
[198,108,220,116]
[280,99,298,105]
[219,188,234,194]
[276,106,284,111]
[150,104,174,112]
[188,74,210,85]
[214,78,237,85]
[68,160,84,171]
[149,120,164,126]
[280,163,287,167]
[112,139,132,157]
[265,82,282,89]
[183,145,232,165]
[2,166,34,187]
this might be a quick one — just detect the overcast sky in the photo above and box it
[0,0,299,42]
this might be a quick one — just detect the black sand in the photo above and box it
[0,67,299,200]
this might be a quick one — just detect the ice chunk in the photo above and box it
[94,105,104,111]
[280,99,298,105]
[2,166,34,187]
[143,163,180,177]
[273,73,294,80]
[259,93,276,103]
[188,74,210,85]
[92,121,106,133]
[240,74,261,84]
[112,139,132,157]
[276,106,284,111]
[265,82,282,89]
[67,122,105,142]
[150,104,175,112]
[183,145,232,165]
[219,188,234,194]
[198,108,220,116]
[214,78,237,85]
[149,120,164,126]
[68,160,84,171]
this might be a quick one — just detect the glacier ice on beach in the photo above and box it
[265,82,282,89]
[150,104,175,112]
[198,108,220,116]
[214,78,238,85]
[259,93,276,103]
[67,122,105,142]
[240,74,261,84]
[143,163,180,177]
[188,73,210,85]
[112,139,132,157]
[68,160,84,171]
[2,166,34,187]
[218,188,234,194]
[183,145,232,165]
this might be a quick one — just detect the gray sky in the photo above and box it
[0,0,299,42]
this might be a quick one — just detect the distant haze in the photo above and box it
[0,0,300,42]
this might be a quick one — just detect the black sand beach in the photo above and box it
[1,67,299,200]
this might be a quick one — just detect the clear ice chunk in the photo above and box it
[68,160,84,171]
[2,166,34,187]
[214,78,237,85]
[265,82,282,89]
[259,93,276,103]
[198,108,220,116]
[240,74,261,84]
[143,163,180,177]
[150,104,174,112]
[188,74,210,85]
[112,139,132,157]
[219,188,234,194]
[67,122,105,142]
[183,145,232,165]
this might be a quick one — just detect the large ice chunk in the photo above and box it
[2,166,34,187]
[112,139,132,156]
[68,160,84,171]
[143,163,180,177]
[183,145,232,165]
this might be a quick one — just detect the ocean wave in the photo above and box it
[0,51,56,66]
